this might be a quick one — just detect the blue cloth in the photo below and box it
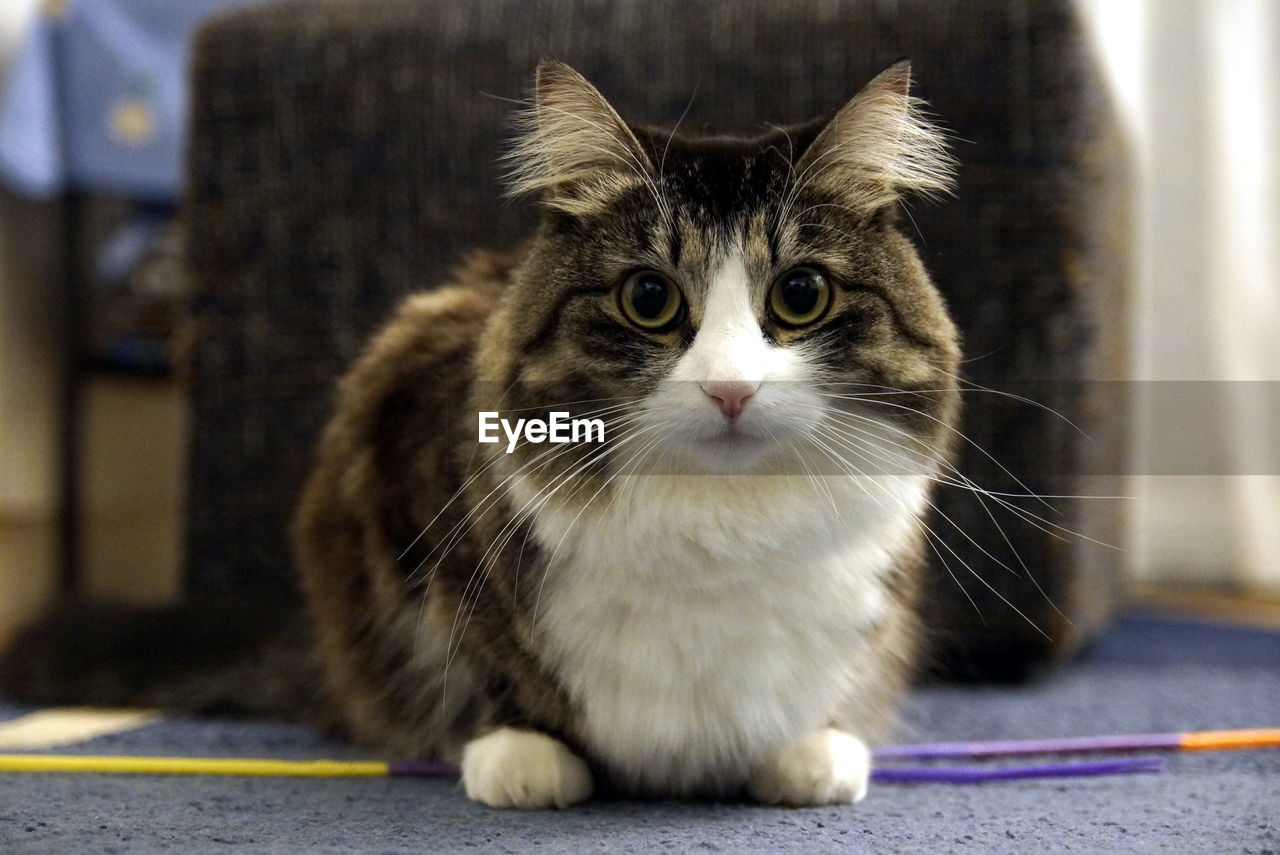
[0,0,260,200]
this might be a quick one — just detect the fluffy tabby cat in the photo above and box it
[291,59,960,809]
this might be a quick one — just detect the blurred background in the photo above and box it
[0,0,1276,645]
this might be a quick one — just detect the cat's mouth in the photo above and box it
[672,422,793,475]
[692,423,770,452]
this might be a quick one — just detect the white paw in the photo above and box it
[748,728,871,807]
[460,727,593,809]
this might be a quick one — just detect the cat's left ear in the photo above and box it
[504,60,656,215]
[796,60,955,214]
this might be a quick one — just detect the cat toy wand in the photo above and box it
[0,727,1275,784]
[0,754,1163,785]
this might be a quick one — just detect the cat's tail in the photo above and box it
[0,598,327,724]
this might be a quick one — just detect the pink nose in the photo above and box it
[701,380,760,419]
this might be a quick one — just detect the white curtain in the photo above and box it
[1077,0,1280,591]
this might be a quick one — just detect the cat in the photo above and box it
[290,58,960,809]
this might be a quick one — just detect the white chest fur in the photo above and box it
[513,472,926,793]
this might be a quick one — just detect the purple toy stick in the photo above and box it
[872,733,1182,761]
[387,760,460,778]
[869,757,1165,784]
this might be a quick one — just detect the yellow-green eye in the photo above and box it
[769,267,831,327]
[619,271,684,330]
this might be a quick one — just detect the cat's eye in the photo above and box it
[619,270,684,331]
[769,267,831,327]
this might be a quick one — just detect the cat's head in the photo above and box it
[481,60,961,480]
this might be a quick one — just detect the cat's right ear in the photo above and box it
[504,60,656,215]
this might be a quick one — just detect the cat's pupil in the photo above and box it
[780,272,821,315]
[631,275,670,319]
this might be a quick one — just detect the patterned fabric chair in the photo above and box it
[185,0,1130,680]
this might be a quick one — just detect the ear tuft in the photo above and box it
[503,60,654,213]
[796,60,956,212]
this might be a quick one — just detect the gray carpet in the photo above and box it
[1,614,1277,854]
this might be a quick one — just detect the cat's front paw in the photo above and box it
[748,728,871,807]
[460,727,593,809]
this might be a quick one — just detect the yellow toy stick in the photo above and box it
[0,755,413,777]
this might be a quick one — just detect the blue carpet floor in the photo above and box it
[1,614,1277,854]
